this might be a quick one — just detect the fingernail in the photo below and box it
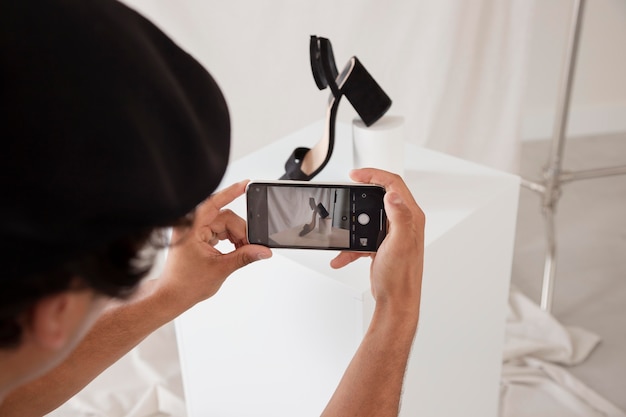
[257,252,271,261]
[389,192,403,205]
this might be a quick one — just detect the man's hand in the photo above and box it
[157,180,273,313]
[331,169,425,313]
[323,168,425,417]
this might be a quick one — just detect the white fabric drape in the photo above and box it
[412,1,535,173]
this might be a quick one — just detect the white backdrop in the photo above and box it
[120,0,536,173]
[266,187,333,235]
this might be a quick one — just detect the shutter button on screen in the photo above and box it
[357,213,370,225]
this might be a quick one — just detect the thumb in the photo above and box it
[384,191,413,227]
[219,244,273,275]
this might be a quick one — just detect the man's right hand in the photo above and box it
[323,168,425,417]
[331,168,425,315]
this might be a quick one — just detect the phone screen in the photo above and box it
[246,181,386,252]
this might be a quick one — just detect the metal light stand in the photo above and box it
[522,0,626,312]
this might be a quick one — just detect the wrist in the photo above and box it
[148,277,196,321]
[119,278,191,330]
[370,298,420,338]
[372,281,422,323]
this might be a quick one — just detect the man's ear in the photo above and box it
[29,292,87,350]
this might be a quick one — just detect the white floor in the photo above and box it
[511,132,626,412]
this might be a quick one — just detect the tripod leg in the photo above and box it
[540,204,558,312]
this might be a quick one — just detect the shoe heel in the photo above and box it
[316,203,330,219]
[341,58,392,127]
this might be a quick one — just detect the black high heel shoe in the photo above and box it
[280,36,392,181]
[299,197,330,236]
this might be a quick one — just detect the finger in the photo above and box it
[384,191,420,230]
[196,180,249,219]
[349,168,402,188]
[207,209,248,247]
[330,251,370,269]
[218,244,273,276]
[349,169,416,206]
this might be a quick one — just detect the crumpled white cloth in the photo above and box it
[500,288,626,417]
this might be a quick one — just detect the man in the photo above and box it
[0,1,425,416]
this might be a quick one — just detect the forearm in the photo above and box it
[321,301,420,417]
[0,279,183,417]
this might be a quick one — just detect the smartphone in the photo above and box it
[246,181,387,252]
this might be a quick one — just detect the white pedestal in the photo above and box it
[318,217,332,235]
[175,121,520,417]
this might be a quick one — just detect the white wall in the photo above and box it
[522,0,626,140]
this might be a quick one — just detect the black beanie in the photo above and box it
[1,0,231,280]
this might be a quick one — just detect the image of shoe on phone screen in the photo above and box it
[269,186,348,246]
[247,181,387,252]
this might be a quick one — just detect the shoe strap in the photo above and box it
[310,36,341,98]
[319,38,341,98]
[279,147,312,181]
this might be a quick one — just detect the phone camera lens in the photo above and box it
[255,187,260,192]
[361,193,367,198]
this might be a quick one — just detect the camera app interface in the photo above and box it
[248,183,386,251]
[266,186,351,249]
